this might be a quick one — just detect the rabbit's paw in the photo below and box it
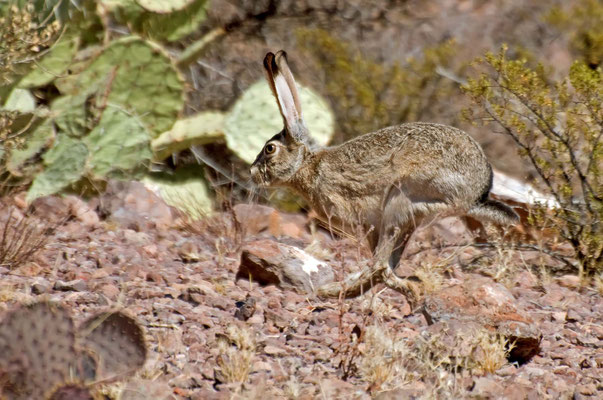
[382,268,421,308]
[316,263,387,298]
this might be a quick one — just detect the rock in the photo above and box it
[557,274,581,289]
[263,344,287,356]
[64,195,100,227]
[176,240,201,263]
[234,295,256,321]
[374,387,424,400]
[100,181,173,230]
[123,229,151,245]
[238,240,335,294]
[233,203,279,235]
[472,377,505,398]
[565,308,581,322]
[98,283,120,300]
[31,279,52,294]
[53,279,87,292]
[423,275,541,363]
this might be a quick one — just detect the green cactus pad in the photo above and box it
[18,35,79,88]
[136,0,207,41]
[51,93,89,137]
[136,0,195,13]
[144,165,213,218]
[224,80,335,164]
[3,88,36,112]
[152,111,224,160]
[0,302,78,399]
[54,36,184,137]
[26,135,88,203]
[83,105,152,180]
[79,311,147,380]
[6,118,55,177]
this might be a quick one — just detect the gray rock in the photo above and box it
[53,279,87,292]
[238,239,334,294]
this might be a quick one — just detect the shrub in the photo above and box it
[297,29,460,142]
[547,0,603,68]
[464,45,602,275]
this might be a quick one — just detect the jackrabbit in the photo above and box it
[250,51,518,299]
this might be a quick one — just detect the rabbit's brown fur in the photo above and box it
[251,51,518,300]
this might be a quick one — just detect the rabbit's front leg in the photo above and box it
[317,186,421,303]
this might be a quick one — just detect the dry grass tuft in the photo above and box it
[357,325,411,392]
[0,208,54,269]
[215,324,256,385]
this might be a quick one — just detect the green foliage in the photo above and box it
[547,0,603,68]
[3,88,35,112]
[18,35,80,88]
[298,29,460,141]
[6,118,54,177]
[137,0,196,13]
[144,165,213,218]
[26,135,88,202]
[83,105,152,179]
[152,111,225,161]
[55,36,185,137]
[224,80,335,164]
[103,0,208,42]
[464,45,603,274]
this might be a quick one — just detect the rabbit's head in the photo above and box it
[250,51,313,187]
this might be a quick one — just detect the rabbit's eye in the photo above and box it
[265,144,277,155]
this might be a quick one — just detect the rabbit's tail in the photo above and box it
[467,199,519,226]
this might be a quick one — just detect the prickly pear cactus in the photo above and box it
[50,93,89,137]
[224,80,335,164]
[26,135,88,203]
[83,105,152,180]
[79,311,147,380]
[0,302,78,400]
[136,0,195,13]
[55,36,184,137]
[134,0,208,42]
[151,111,224,160]
[18,35,79,88]
[6,118,55,177]
[3,88,35,113]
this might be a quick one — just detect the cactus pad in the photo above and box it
[224,80,335,164]
[0,302,78,400]
[144,165,213,218]
[6,118,55,177]
[79,311,147,380]
[83,105,152,180]
[18,35,79,89]
[51,93,90,137]
[151,111,225,160]
[55,36,184,137]
[136,0,195,13]
[26,135,88,203]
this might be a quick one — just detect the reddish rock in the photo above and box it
[238,240,334,294]
[423,275,541,363]
[233,203,278,235]
[100,181,174,230]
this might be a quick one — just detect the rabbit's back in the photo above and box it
[295,122,492,229]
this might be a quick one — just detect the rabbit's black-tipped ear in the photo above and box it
[263,51,309,144]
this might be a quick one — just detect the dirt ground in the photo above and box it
[0,181,601,399]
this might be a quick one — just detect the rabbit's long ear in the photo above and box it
[263,51,309,144]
